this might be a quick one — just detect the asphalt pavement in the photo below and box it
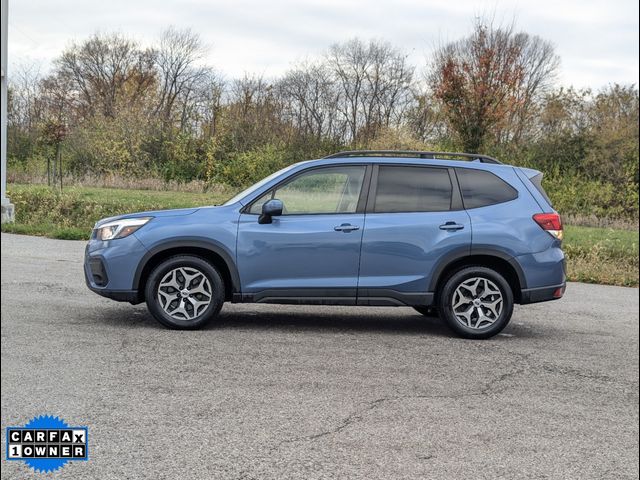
[1,232,638,479]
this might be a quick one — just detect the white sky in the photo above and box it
[5,0,639,88]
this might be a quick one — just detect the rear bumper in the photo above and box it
[520,283,566,304]
[514,245,566,304]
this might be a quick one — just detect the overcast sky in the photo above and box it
[5,0,639,88]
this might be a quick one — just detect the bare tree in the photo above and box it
[181,71,225,138]
[154,27,210,128]
[56,33,156,119]
[278,62,340,141]
[7,63,45,132]
[361,42,414,136]
[327,39,414,144]
[7,63,47,164]
[224,75,288,150]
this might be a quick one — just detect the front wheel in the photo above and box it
[438,267,514,339]
[145,255,225,329]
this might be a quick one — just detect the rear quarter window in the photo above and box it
[529,173,553,206]
[456,168,518,209]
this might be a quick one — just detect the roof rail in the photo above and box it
[324,150,502,164]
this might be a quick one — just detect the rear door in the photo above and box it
[357,164,471,305]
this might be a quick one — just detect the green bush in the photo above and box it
[206,143,291,187]
[543,174,639,220]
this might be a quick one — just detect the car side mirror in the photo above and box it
[258,199,283,224]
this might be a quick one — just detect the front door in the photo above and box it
[237,164,369,303]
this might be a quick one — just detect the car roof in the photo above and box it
[302,156,515,171]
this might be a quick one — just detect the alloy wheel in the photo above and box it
[157,267,213,321]
[451,277,503,329]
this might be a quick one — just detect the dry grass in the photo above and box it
[7,171,232,195]
[562,213,638,231]
[567,245,638,287]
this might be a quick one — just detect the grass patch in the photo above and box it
[2,183,638,287]
[563,225,639,287]
[1,223,89,240]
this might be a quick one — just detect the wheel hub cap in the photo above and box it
[451,277,503,329]
[157,267,213,321]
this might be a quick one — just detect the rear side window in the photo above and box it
[529,173,553,206]
[374,166,452,213]
[456,168,518,209]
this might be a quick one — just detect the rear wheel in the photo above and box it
[438,266,513,339]
[145,255,225,329]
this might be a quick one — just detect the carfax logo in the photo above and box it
[5,415,88,473]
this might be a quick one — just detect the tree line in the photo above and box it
[6,20,639,218]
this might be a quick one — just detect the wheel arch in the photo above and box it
[134,239,240,301]
[429,249,526,304]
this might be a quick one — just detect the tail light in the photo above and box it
[533,213,563,240]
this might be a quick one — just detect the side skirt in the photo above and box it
[233,288,434,307]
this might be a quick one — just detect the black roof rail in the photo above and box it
[323,150,502,164]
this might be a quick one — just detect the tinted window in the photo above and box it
[529,173,553,206]
[374,166,452,213]
[456,168,518,209]
[248,165,366,215]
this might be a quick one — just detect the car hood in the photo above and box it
[94,207,200,227]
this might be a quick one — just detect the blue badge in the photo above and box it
[5,415,89,473]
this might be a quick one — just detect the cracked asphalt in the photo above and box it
[1,232,638,479]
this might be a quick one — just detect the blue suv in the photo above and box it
[84,150,566,339]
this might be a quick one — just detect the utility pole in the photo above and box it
[1,0,14,223]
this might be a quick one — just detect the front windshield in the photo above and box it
[222,163,300,206]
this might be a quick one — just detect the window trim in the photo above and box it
[241,163,373,216]
[454,167,519,210]
[365,164,463,214]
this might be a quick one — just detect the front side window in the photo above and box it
[248,165,366,215]
[373,166,452,213]
[456,168,518,209]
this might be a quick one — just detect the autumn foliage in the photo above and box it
[5,21,639,220]
[430,21,559,152]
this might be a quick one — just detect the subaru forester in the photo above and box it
[84,150,566,339]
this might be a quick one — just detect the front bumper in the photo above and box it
[84,233,148,304]
[83,262,141,303]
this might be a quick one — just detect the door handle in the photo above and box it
[334,223,360,232]
[439,222,465,231]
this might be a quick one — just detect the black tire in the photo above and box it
[438,266,514,339]
[145,255,225,329]
[413,306,440,318]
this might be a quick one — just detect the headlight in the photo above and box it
[94,217,152,241]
